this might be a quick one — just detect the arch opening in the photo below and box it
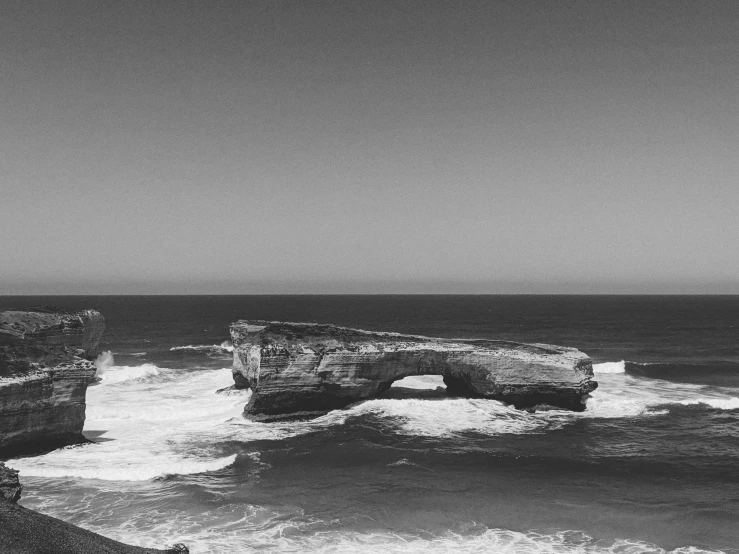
[383,374,447,400]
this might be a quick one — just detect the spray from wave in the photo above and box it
[94,351,160,384]
[94,350,114,378]
[593,361,626,374]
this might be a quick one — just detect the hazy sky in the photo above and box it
[2,0,738,294]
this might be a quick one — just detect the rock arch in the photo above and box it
[230,321,597,422]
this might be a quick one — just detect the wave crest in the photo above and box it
[9,454,237,481]
[94,352,161,384]
[679,397,739,410]
[170,341,233,353]
[593,361,626,374]
[69,521,728,554]
[99,363,161,384]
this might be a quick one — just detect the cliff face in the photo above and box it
[231,321,598,421]
[0,307,105,456]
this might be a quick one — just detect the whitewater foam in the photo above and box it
[593,361,626,374]
[12,354,739,483]
[348,397,549,437]
[586,364,739,415]
[343,365,739,437]
[14,454,238,482]
[170,341,234,353]
[94,350,114,378]
[7,367,246,481]
[679,397,739,410]
[94,351,162,384]
[98,363,161,384]
[10,356,738,552]
[29,512,725,554]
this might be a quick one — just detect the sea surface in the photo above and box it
[2,295,739,553]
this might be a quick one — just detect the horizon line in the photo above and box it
[1,292,738,297]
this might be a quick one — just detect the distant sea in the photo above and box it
[3,295,739,553]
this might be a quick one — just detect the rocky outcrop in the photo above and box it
[0,462,22,503]
[0,307,105,457]
[231,321,598,421]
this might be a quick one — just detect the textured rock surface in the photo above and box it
[0,462,22,503]
[231,321,598,421]
[0,307,105,456]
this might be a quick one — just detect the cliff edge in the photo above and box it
[231,320,598,421]
[0,306,105,457]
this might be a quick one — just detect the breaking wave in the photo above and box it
[625,360,739,387]
[348,397,548,437]
[679,397,739,410]
[11,355,739,484]
[170,341,233,353]
[168,527,726,554]
[12,455,237,482]
[7,368,246,481]
[593,361,626,374]
[594,359,739,387]
[39,515,726,554]
[348,366,739,437]
[94,351,161,383]
[99,363,161,384]
[9,358,738,552]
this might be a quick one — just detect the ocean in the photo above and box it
[2,295,738,553]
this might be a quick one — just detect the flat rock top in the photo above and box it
[0,307,104,379]
[0,307,91,339]
[230,320,587,363]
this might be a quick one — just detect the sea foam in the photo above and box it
[11,356,739,482]
[51,515,726,554]
[679,397,739,410]
[94,351,161,383]
[170,341,234,353]
[593,361,626,374]
[7,367,246,481]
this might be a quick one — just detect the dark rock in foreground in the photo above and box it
[0,463,189,553]
[0,307,105,456]
[0,497,188,554]
[0,463,22,503]
[231,321,598,421]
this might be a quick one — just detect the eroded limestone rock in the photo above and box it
[231,320,597,421]
[0,307,105,456]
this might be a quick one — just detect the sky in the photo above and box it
[1,0,738,294]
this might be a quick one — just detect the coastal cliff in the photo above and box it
[0,308,190,553]
[231,321,598,421]
[0,307,105,456]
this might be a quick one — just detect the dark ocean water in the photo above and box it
[3,295,738,553]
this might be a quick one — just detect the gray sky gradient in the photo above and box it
[2,0,738,294]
